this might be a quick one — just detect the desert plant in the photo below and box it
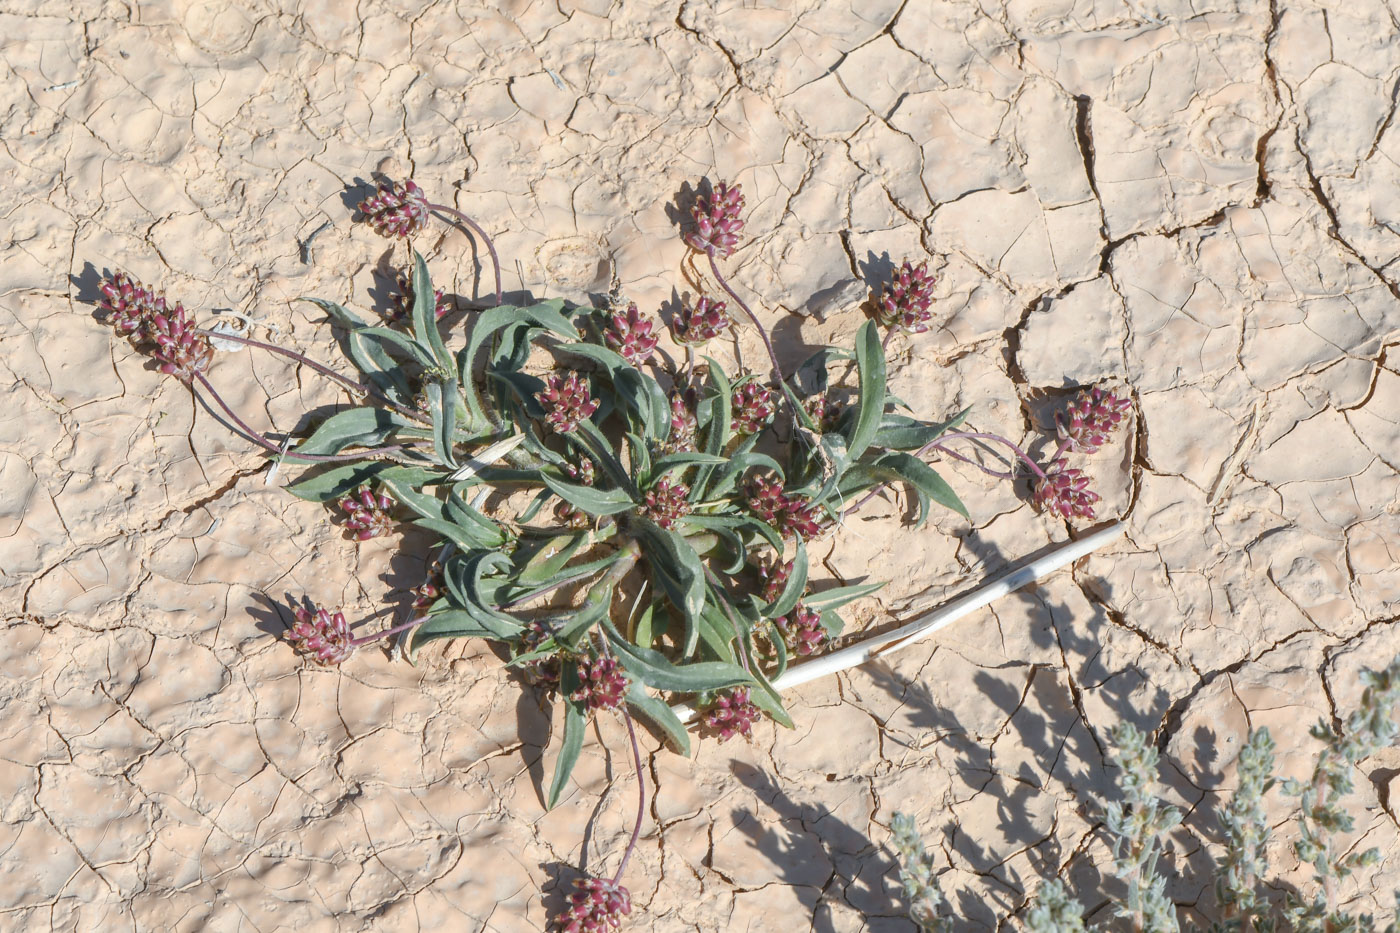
[93,175,1128,928]
[890,657,1400,932]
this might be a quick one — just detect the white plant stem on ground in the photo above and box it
[672,522,1126,724]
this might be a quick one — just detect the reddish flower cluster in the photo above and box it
[603,303,658,366]
[684,181,745,257]
[520,619,561,687]
[731,382,774,435]
[759,558,794,604]
[746,475,825,540]
[777,604,826,656]
[410,559,444,610]
[1033,460,1100,520]
[388,271,452,322]
[358,179,430,238]
[287,603,355,666]
[1057,386,1132,454]
[670,296,731,345]
[99,271,215,384]
[641,477,691,529]
[554,876,632,933]
[569,654,629,712]
[702,686,762,742]
[336,484,395,541]
[662,392,697,454]
[539,371,600,434]
[555,459,596,528]
[801,394,843,433]
[874,259,935,333]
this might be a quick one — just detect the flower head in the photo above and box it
[99,271,167,337]
[555,459,596,528]
[603,303,658,366]
[336,484,395,541]
[777,604,826,656]
[388,270,452,322]
[520,619,561,687]
[731,382,774,435]
[411,559,444,610]
[570,654,629,712]
[746,476,825,540]
[703,686,762,742]
[662,391,697,454]
[759,557,794,605]
[874,259,935,333]
[538,372,600,434]
[801,394,843,434]
[359,179,430,238]
[1056,386,1132,454]
[670,296,731,346]
[1032,459,1100,520]
[287,603,355,666]
[641,477,691,529]
[554,875,632,933]
[684,181,745,257]
[148,302,214,383]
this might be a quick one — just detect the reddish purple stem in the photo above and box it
[350,613,427,646]
[705,250,785,388]
[193,373,409,463]
[195,328,425,421]
[428,202,503,307]
[615,682,647,884]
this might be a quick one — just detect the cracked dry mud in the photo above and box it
[3,0,1400,930]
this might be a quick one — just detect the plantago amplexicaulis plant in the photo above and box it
[93,173,1134,929]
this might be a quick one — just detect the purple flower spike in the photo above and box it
[520,619,561,687]
[703,686,762,742]
[336,484,395,540]
[1056,386,1132,454]
[670,296,731,346]
[555,875,632,933]
[99,271,167,337]
[685,181,745,257]
[569,654,629,712]
[759,557,794,605]
[874,259,935,333]
[358,179,430,238]
[1032,459,1100,520]
[538,371,600,434]
[148,302,215,383]
[389,271,452,322]
[641,477,691,530]
[731,382,774,435]
[411,559,444,610]
[603,303,658,366]
[746,475,825,540]
[555,459,597,528]
[287,603,355,666]
[777,604,826,656]
[662,392,697,454]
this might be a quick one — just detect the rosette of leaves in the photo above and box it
[284,252,969,803]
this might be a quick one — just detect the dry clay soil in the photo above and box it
[4,0,1400,930]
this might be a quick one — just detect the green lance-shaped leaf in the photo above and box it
[765,538,808,620]
[873,406,972,452]
[603,622,751,693]
[408,609,506,656]
[803,580,886,612]
[515,532,590,587]
[624,681,691,756]
[286,462,440,503]
[298,297,415,402]
[843,319,887,464]
[294,406,411,456]
[547,691,587,810]
[745,661,794,729]
[539,471,635,516]
[874,451,968,523]
[410,252,457,380]
[633,519,706,639]
[425,379,459,469]
[460,299,576,426]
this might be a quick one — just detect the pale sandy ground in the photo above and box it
[3,0,1400,930]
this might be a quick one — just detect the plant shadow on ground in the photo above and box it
[839,527,1254,927]
[728,761,919,932]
